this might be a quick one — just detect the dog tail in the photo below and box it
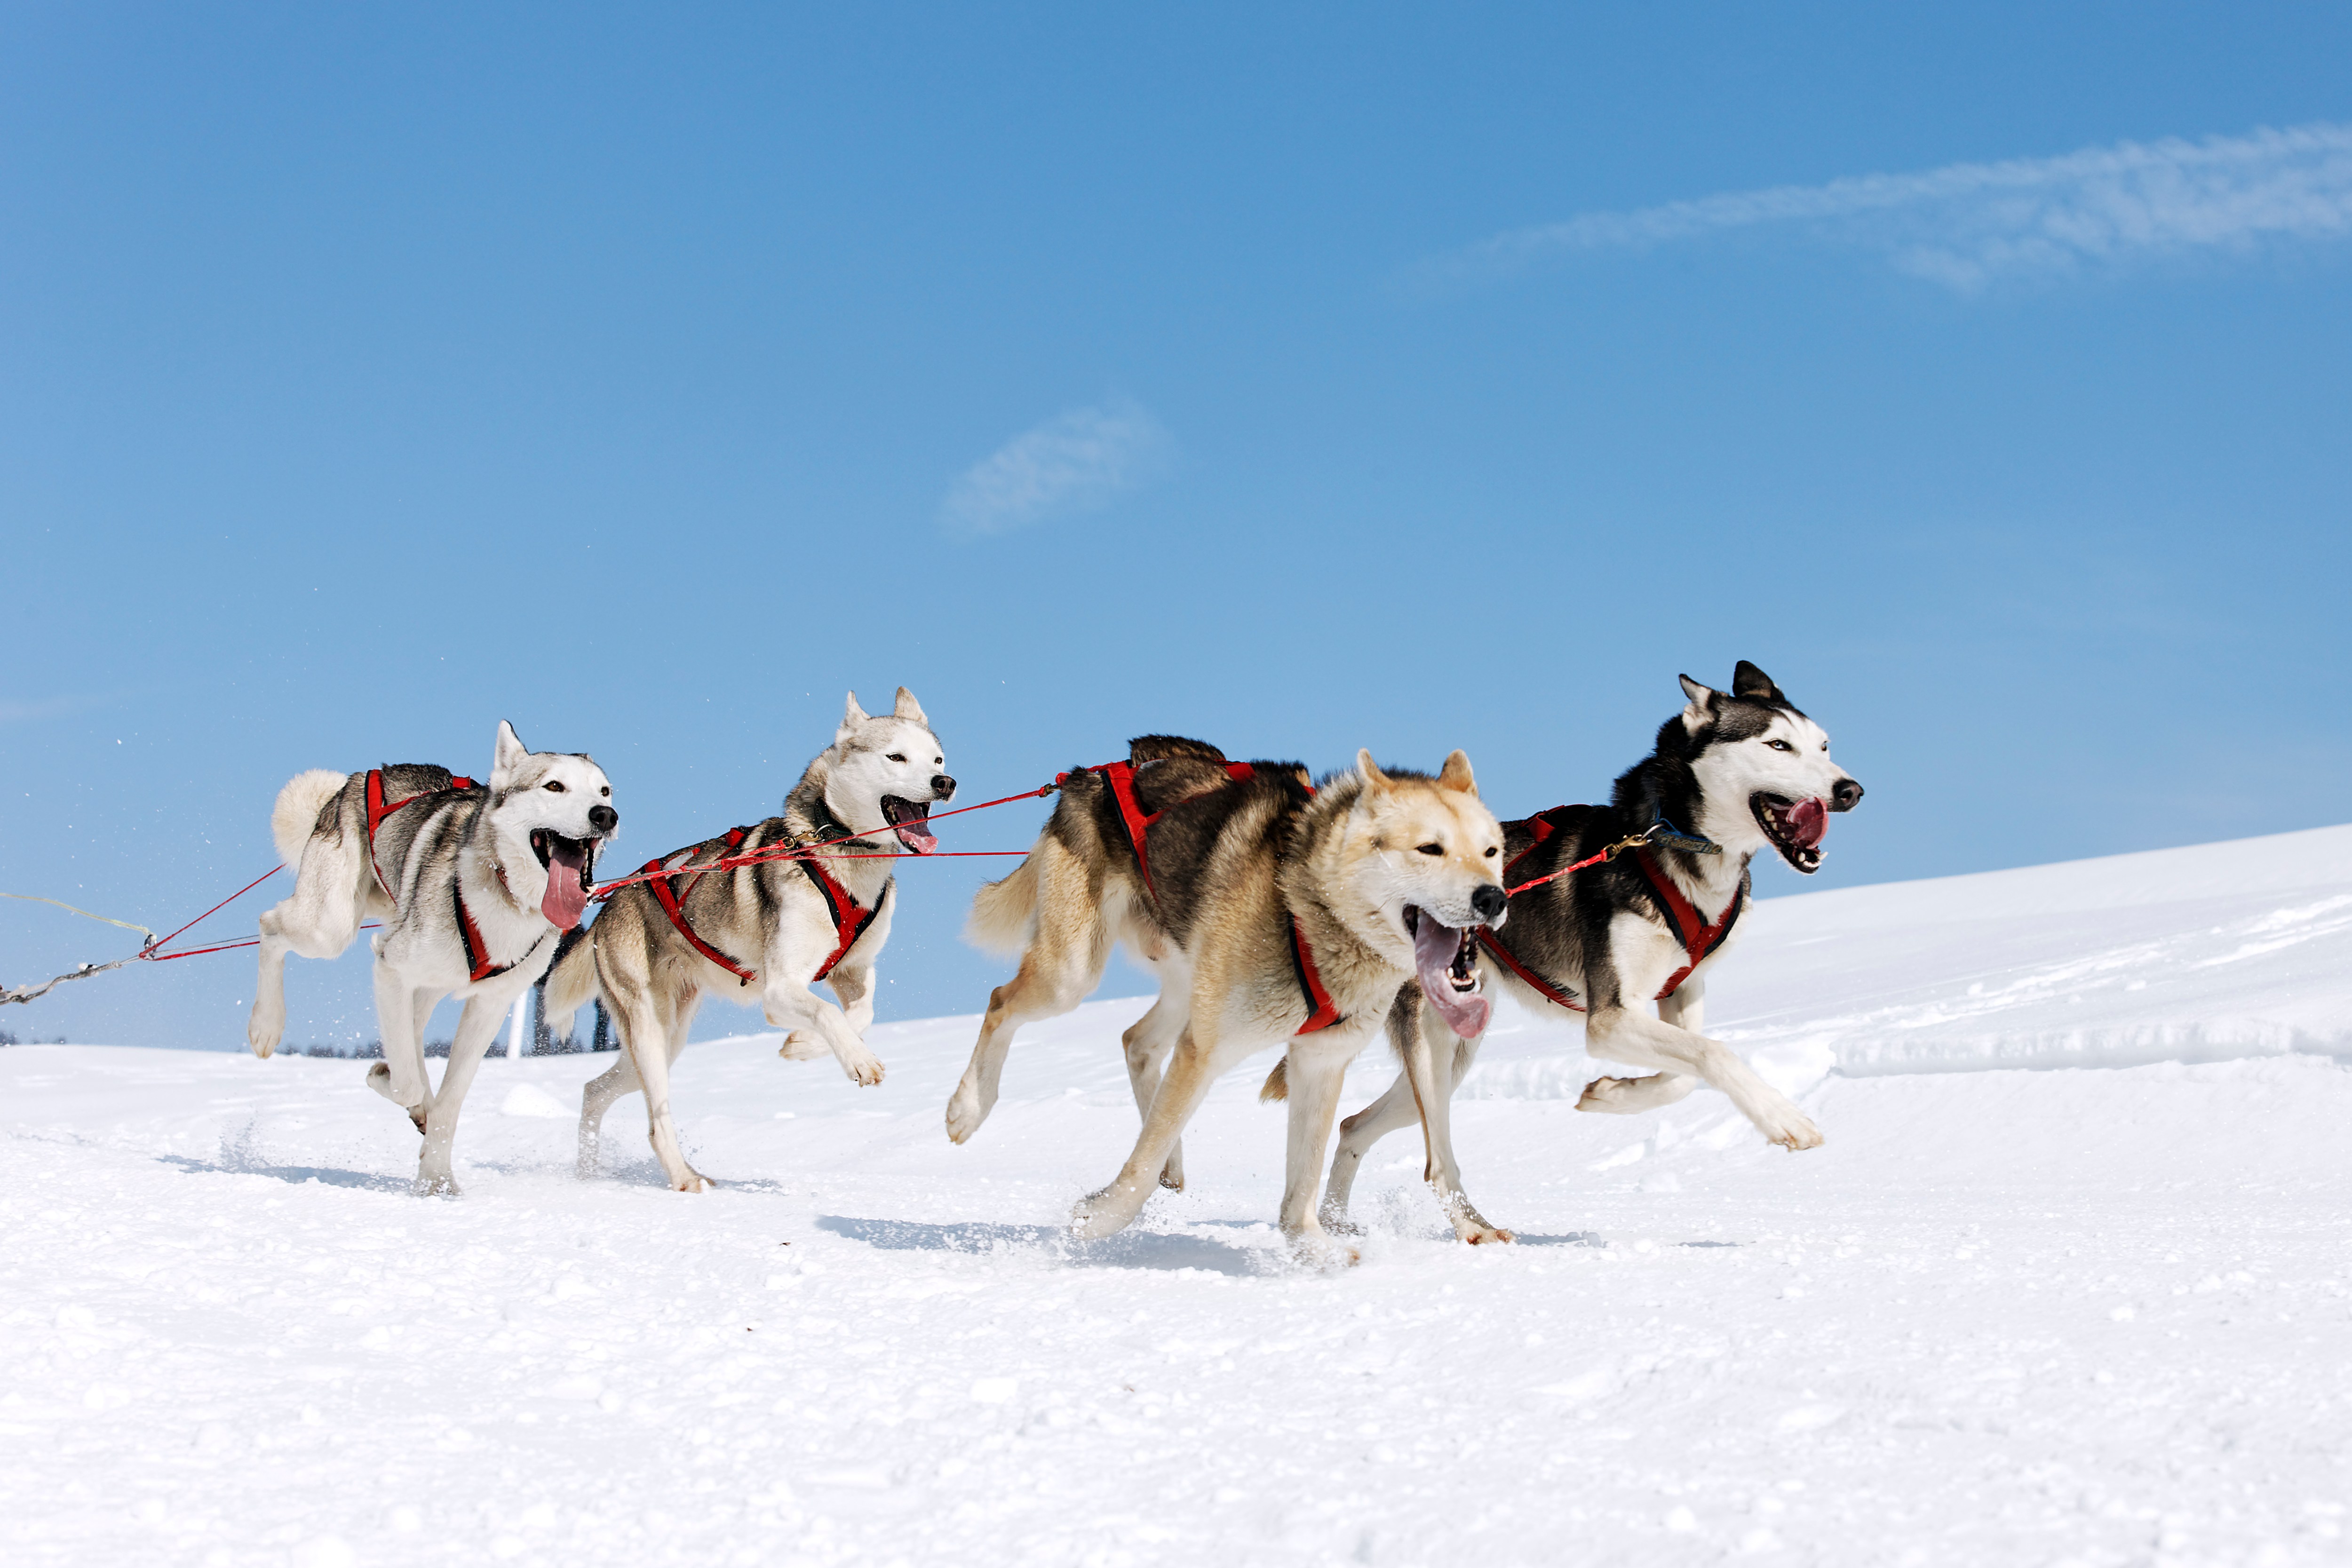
[270,770,349,868]
[1259,1059,1288,1103]
[541,928,601,1038]
[965,856,1041,957]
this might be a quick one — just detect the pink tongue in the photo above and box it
[1413,913,1491,1040]
[541,846,588,929]
[1786,797,1828,849]
[895,818,939,856]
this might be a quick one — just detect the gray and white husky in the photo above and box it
[1307,661,1864,1242]
[248,722,618,1195]
[542,688,954,1192]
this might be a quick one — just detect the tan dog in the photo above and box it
[954,740,1509,1256]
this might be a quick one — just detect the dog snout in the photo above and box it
[1470,883,1508,924]
[931,774,957,800]
[588,804,619,834]
[1830,778,1864,812]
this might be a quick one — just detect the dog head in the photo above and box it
[485,719,618,929]
[822,687,956,855]
[1676,661,1862,875]
[1342,749,1509,1039]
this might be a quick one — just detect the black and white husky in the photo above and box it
[247,722,618,1195]
[1318,662,1864,1242]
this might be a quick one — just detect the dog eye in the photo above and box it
[887,753,907,763]
[601,786,611,796]
[1764,739,1793,752]
[543,780,567,792]
[1485,846,1498,857]
[1416,843,1443,856]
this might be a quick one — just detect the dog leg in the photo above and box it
[1582,1003,1821,1150]
[1120,996,1191,1189]
[247,864,366,1057]
[762,977,883,1087]
[1071,1022,1230,1240]
[946,843,1108,1144]
[247,904,294,1059]
[1400,1007,1510,1244]
[1577,1071,1701,1114]
[620,983,708,1192]
[1276,1040,1362,1262]
[577,1051,641,1178]
[826,963,877,1037]
[366,969,431,1130]
[413,993,505,1196]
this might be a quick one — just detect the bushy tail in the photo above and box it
[541,931,601,1038]
[1259,1059,1288,1102]
[271,770,349,868]
[964,855,1041,956]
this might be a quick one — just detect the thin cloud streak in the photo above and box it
[940,398,1174,535]
[1445,122,2352,291]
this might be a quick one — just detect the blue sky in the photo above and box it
[5,4,2349,1047]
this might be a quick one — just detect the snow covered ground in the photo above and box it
[4,825,2351,1568]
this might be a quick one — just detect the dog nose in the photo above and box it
[1470,883,1507,924]
[1830,779,1864,812]
[931,774,957,800]
[588,804,619,834]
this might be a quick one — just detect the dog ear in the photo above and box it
[836,691,868,746]
[1731,661,1786,702]
[1436,749,1478,797]
[1356,748,1392,793]
[491,720,528,790]
[1677,675,1717,736]
[892,686,929,725]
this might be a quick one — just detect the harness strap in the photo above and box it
[1504,805,1574,878]
[1631,846,1743,999]
[795,857,882,983]
[1096,759,1258,904]
[643,828,760,987]
[365,769,477,906]
[452,879,541,985]
[1477,928,1584,1012]
[1287,915,1343,1035]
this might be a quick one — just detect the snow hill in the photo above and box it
[4,826,2350,1567]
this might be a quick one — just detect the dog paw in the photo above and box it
[1317,1209,1366,1237]
[672,1171,713,1194]
[1069,1186,1142,1240]
[412,1171,461,1198]
[776,1030,827,1062]
[839,1051,885,1087]
[1288,1231,1363,1269]
[246,1011,283,1059]
[1574,1075,1646,1114]
[1766,1113,1825,1152]
[1461,1222,1516,1245]
[944,1083,989,1144]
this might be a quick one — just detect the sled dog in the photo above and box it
[944,735,1287,1191]
[956,741,1509,1252]
[248,722,618,1195]
[1309,661,1864,1241]
[543,688,953,1192]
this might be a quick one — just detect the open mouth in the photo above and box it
[1404,905,1490,1039]
[881,796,938,856]
[1750,793,1829,875]
[530,830,594,928]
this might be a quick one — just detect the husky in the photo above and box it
[954,740,1508,1253]
[247,722,617,1195]
[542,688,953,1192]
[1308,661,1865,1242]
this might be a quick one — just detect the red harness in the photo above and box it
[1085,759,1259,903]
[1478,828,1742,1012]
[640,825,882,989]
[364,768,476,904]
[1286,915,1344,1035]
[452,879,542,984]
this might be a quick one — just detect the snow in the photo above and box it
[4,825,2351,1567]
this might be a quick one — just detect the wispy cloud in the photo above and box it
[941,398,1174,535]
[1440,122,2352,292]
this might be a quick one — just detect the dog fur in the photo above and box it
[543,687,953,1192]
[949,740,1509,1255]
[247,723,618,1195]
[1313,661,1865,1241]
